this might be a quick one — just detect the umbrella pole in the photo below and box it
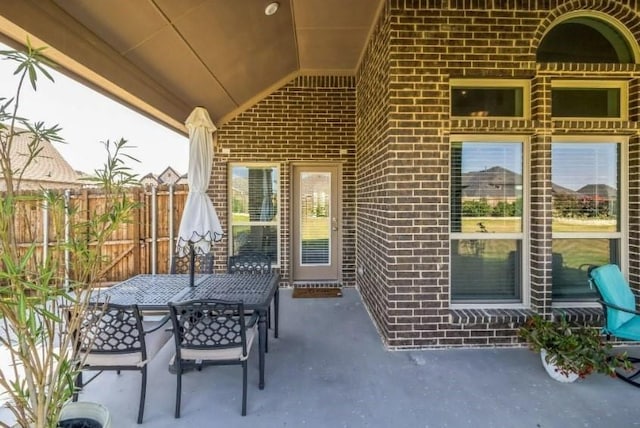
[189,241,195,287]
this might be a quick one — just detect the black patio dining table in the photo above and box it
[91,272,279,389]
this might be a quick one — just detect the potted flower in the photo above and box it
[519,315,631,382]
[0,41,138,427]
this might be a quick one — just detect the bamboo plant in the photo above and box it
[0,40,139,427]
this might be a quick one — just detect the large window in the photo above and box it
[551,140,623,301]
[229,164,279,265]
[450,138,526,303]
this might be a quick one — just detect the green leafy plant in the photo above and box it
[519,315,632,379]
[0,40,139,427]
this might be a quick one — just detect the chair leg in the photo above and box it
[137,367,147,424]
[274,288,279,339]
[241,361,247,416]
[264,311,269,354]
[175,367,182,418]
[616,356,640,388]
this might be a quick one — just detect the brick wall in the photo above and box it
[356,0,640,348]
[215,76,356,285]
[355,1,394,344]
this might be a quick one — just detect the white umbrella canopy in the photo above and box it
[176,107,223,262]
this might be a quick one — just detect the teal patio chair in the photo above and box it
[588,264,640,387]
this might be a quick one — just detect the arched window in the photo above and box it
[537,16,635,63]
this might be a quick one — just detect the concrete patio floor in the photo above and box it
[2,288,640,427]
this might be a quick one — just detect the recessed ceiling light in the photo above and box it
[265,2,279,16]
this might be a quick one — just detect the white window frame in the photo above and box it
[551,135,628,308]
[551,79,629,120]
[228,162,280,268]
[449,134,530,309]
[450,79,531,120]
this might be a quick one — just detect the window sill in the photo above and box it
[450,308,535,325]
[449,307,603,326]
[551,307,604,325]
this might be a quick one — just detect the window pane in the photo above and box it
[231,225,277,263]
[537,18,633,63]
[230,165,279,264]
[451,142,523,233]
[451,87,523,117]
[552,239,619,300]
[300,172,331,265]
[231,166,278,222]
[552,143,619,232]
[552,88,620,117]
[451,240,521,301]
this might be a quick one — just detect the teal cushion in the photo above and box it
[609,315,640,341]
[590,264,636,330]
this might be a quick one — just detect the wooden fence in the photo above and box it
[10,184,192,283]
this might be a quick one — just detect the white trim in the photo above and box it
[449,135,530,306]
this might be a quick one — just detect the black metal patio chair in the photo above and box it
[168,299,258,417]
[228,252,278,340]
[170,250,214,274]
[72,303,172,424]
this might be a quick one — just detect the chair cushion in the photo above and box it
[591,264,636,330]
[609,314,640,341]
[82,321,172,368]
[180,323,257,362]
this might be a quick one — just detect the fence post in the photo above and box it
[151,185,157,274]
[64,189,71,289]
[168,184,174,272]
[132,187,141,275]
[42,191,48,266]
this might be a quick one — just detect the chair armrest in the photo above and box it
[143,314,171,334]
[599,300,640,316]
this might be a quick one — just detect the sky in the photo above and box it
[0,42,189,178]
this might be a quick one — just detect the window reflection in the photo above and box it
[230,166,279,264]
[450,141,524,302]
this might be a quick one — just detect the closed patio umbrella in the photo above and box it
[176,107,223,286]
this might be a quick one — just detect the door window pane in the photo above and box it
[300,172,331,265]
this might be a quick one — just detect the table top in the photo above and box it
[91,273,278,311]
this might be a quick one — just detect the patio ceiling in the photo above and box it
[0,0,383,133]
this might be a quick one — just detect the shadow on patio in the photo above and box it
[3,288,639,427]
